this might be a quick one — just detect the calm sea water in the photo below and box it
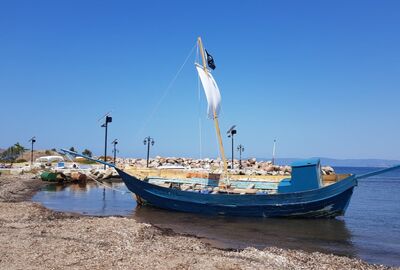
[32,167,400,267]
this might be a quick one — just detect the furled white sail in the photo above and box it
[195,64,221,119]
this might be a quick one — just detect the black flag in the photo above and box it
[205,49,216,70]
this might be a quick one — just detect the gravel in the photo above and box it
[0,174,395,270]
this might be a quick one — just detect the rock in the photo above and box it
[273,165,281,171]
[71,172,87,181]
[149,161,159,168]
[264,166,274,172]
[284,166,292,173]
[322,166,335,175]
[248,158,257,165]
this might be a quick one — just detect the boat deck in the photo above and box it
[123,166,350,194]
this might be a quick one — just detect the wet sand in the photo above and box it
[0,174,394,269]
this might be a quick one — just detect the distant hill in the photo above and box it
[258,157,400,167]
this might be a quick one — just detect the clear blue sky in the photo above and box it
[1,0,399,159]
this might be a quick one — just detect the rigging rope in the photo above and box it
[64,153,129,194]
[133,43,197,140]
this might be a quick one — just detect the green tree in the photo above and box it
[0,143,28,162]
[14,142,27,154]
[82,149,92,157]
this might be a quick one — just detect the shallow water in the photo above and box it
[32,167,400,267]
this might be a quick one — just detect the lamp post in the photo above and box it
[272,139,277,165]
[237,144,244,169]
[28,137,36,165]
[101,115,112,169]
[143,136,155,168]
[227,125,237,170]
[111,139,118,165]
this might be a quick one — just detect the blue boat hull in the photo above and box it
[116,168,357,218]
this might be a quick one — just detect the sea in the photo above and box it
[32,167,400,267]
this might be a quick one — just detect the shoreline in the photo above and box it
[0,174,393,269]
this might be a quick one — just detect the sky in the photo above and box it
[0,0,399,160]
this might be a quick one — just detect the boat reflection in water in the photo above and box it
[133,206,355,257]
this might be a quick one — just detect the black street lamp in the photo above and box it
[143,136,155,168]
[101,115,112,169]
[111,139,118,165]
[28,137,36,165]
[227,125,237,170]
[237,144,245,169]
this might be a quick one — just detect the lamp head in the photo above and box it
[226,125,236,134]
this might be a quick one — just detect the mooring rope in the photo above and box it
[63,153,130,194]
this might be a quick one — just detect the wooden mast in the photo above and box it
[197,37,228,177]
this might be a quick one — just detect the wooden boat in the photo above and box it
[118,160,358,218]
[60,149,400,218]
[60,37,400,218]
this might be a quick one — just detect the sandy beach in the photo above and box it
[0,174,394,270]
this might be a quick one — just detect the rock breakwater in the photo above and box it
[120,156,335,176]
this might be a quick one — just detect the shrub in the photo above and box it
[76,159,96,164]
[99,156,112,161]
[82,149,92,157]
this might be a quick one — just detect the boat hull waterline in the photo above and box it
[116,168,357,218]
